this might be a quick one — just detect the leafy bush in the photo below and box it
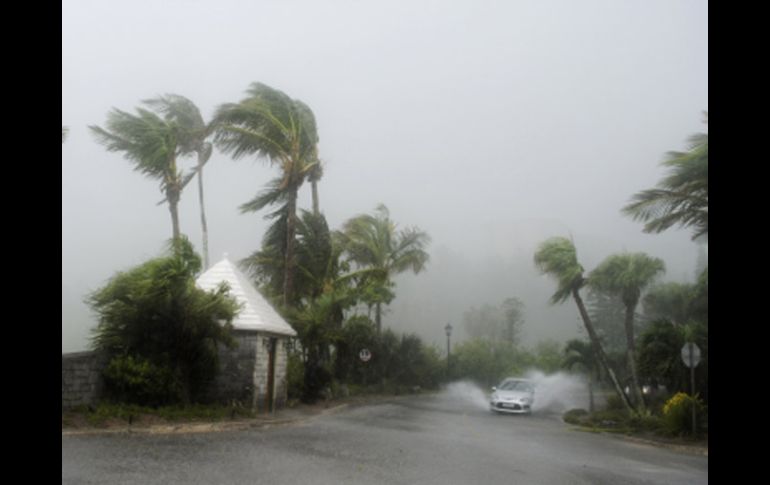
[286,351,305,400]
[102,355,180,406]
[89,237,239,404]
[604,393,626,411]
[563,408,589,425]
[662,392,705,436]
[450,338,563,387]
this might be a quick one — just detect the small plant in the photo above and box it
[662,392,705,436]
[563,408,589,425]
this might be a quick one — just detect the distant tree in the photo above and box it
[340,204,430,333]
[214,82,320,306]
[642,282,694,327]
[586,289,627,353]
[463,297,524,345]
[563,339,599,412]
[623,112,708,241]
[534,237,635,413]
[589,252,665,412]
[502,297,525,345]
[145,94,215,269]
[463,304,504,341]
[88,237,239,405]
[90,104,190,241]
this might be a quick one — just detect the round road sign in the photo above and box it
[359,348,372,362]
[681,342,701,368]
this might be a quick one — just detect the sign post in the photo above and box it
[681,342,701,436]
[359,349,371,388]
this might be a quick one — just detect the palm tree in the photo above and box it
[145,94,215,269]
[589,252,665,412]
[623,112,708,241]
[214,82,320,306]
[563,339,599,412]
[90,106,187,241]
[340,204,430,333]
[534,237,635,413]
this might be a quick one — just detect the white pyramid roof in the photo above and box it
[195,254,297,337]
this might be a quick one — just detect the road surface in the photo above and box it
[62,390,707,484]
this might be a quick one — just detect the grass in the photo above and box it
[62,402,255,429]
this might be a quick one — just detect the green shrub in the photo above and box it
[563,409,589,425]
[604,393,626,411]
[662,392,705,436]
[286,352,305,400]
[102,355,180,406]
[628,411,664,433]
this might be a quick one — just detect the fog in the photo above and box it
[62,0,708,352]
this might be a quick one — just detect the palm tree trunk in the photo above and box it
[197,154,209,269]
[311,180,320,216]
[283,187,298,307]
[375,302,382,334]
[168,191,181,242]
[572,288,636,414]
[624,305,646,412]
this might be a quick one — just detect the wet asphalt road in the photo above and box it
[62,393,708,484]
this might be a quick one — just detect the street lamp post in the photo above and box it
[445,323,453,375]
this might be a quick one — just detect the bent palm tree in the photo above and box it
[90,106,186,241]
[341,204,430,333]
[214,82,320,306]
[145,94,215,269]
[623,113,708,241]
[534,237,635,413]
[589,253,665,413]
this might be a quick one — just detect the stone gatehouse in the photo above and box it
[61,254,297,413]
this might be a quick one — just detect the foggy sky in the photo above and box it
[62,0,708,352]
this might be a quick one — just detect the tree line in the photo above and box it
[537,113,708,415]
[81,83,434,405]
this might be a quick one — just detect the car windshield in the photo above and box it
[499,380,534,392]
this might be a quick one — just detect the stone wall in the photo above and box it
[206,331,260,406]
[204,331,291,413]
[62,351,107,410]
[63,332,291,412]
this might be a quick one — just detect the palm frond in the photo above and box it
[623,123,708,240]
[534,237,585,304]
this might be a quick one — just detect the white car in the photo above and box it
[490,378,535,414]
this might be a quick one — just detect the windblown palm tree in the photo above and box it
[145,94,215,269]
[90,105,187,241]
[214,82,320,306]
[589,252,665,412]
[623,113,708,241]
[534,237,635,413]
[341,204,430,333]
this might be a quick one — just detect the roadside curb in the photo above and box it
[62,402,357,437]
[612,434,708,456]
[568,426,708,456]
